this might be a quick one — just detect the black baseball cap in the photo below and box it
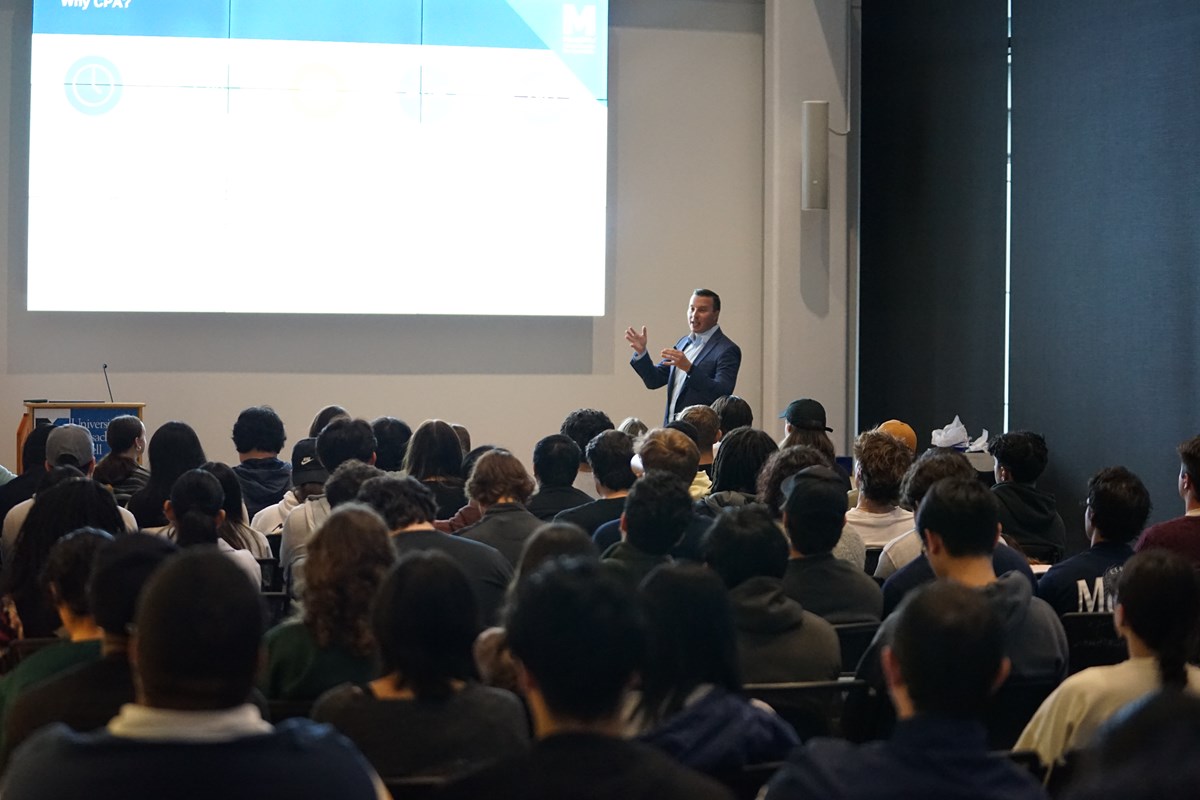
[780,398,833,432]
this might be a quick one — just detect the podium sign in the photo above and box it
[16,402,145,472]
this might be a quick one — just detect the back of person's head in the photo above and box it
[622,471,692,556]
[105,415,144,454]
[617,417,648,439]
[133,551,263,710]
[199,461,247,525]
[1117,550,1200,689]
[461,445,497,485]
[876,419,918,453]
[664,419,699,445]
[853,430,914,506]
[916,478,999,557]
[230,406,286,455]
[781,466,849,555]
[168,469,224,548]
[637,428,699,483]
[45,424,96,471]
[780,427,836,463]
[514,522,599,585]
[506,558,644,723]
[309,405,349,438]
[1087,466,1152,545]
[146,422,207,495]
[560,409,615,464]
[678,405,720,451]
[711,395,753,435]
[702,504,788,587]
[899,448,976,511]
[325,460,385,508]
[531,434,581,487]
[20,424,54,476]
[89,533,178,637]
[370,416,412,472]
[35,464,86,494]
[586,430,636,491]
[316,417,376,473]
[357,475,438,530]
[451,424,472,457]
[289,437,329,489]
[373,550,480,701]
[1177,435,1200,497]
[6,478,125,602]
[638,564,740,721]
[402,419,464,481]
[41,527,112,620]
[987,430,1050,483]
[711,427,777,494]
[466,449,535,507]
[757,445,838,519]
[889,581,1006,718]
[305,503,395,656]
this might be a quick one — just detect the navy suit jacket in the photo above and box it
[630,327,741,425]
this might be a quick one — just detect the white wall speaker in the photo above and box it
[801,100,829,210]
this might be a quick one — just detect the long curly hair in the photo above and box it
[302,504,395,656]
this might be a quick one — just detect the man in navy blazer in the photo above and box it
[626,289,742,425]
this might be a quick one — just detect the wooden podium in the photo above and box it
[15,401,145,473]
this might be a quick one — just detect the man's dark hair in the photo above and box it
[916,478,999,557]
[782,466,848,555]
[371,417,412,472]
[693,288,721,312]
[134,551,264,710]
[230,406,286,455]
[316,417,376,472]
[853,430,914,505]
[987,431,1050,483]
[899,449,977,511]
[560,409,614,465]
[702,505,789,588]
[757,445,837,520]
[891,581,1005,718]
[105,415,143,453]
[637,428,699,483]
[89,533,178,635]
[41,527,112,619]
[711,395,753,435]
[20,425,54,476]
[325,460,385,508]
[357,475,439,530]
[711,427,777,494]
[373,551,480,702]
[506,558,644,722]
[622,471,692,556]
[532,434,581,487]
[586,430,636,492]
[1087,466,1152,545]
[1178,435,1200,496]
[1117,550,1200,690]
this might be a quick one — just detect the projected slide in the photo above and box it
[29,1,608,315]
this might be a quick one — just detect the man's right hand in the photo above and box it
[624,325,648,356]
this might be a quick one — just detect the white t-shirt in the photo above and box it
[844,506,915,548]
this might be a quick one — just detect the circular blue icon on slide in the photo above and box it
[65,56,123,115]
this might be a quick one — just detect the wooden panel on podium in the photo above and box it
[15,402,145,473]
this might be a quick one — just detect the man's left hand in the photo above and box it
[660,348,691,373]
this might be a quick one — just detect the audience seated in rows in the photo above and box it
[765,581,1047,800]
[439,558,732,800]
[401,420,467,520]
[632,564,798,773]
[554,430,634,536]
[1135,433,1200,567]
[251,437,328,534]
[2,551,388,800]
[874,448,975,579]
[696,426,777,518]
[858,478,1067,700]
[260,504,394,701]
[162,470,261,588]
[3,426,138,562]
[600,471,690,589]
[989,431,1067,561]
[559,408,614,500]
[357,475,511,625]
[126,421,207,529]
[843,430,914,547]
[1036,466,1149,616]
[1016,549,1200,765]
[458,450,541,566]
[230,406,292,522]
[704,504,841,684]
[758,445,865,568]
[91,415,149,507]
[1,534,177,765]
[781,466,883,623]
[525,435,592,521]
[312,550,529,779]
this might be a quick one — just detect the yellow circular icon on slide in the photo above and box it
[66,56,122,114]
[292,64,345,118]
